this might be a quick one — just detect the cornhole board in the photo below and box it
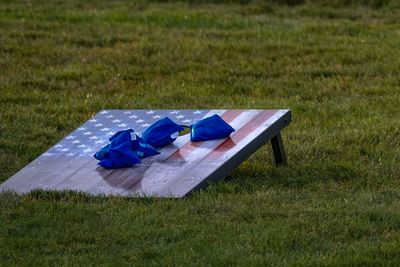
[0,109,291,198]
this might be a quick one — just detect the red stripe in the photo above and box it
[205,110,278,159]
[167,110,244,160]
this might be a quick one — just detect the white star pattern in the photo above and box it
[49,110,208,156]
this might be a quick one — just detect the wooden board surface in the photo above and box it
[0,109,291,198]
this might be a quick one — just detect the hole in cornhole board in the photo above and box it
[0,109,291,198]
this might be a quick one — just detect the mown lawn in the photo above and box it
[1,0,400,265]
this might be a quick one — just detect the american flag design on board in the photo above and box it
[0,109,291,198]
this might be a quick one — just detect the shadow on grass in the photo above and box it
[210,161,359,194]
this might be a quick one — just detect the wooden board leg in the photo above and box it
[271,133,287,166]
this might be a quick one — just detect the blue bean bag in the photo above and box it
[93,143,110,161]
[141,117,184,148]
[132,135,160,158]
[94,129,161,169]
[96,129,141,169]
[190,114,235,142]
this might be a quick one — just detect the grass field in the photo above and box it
[1,0,400,265]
